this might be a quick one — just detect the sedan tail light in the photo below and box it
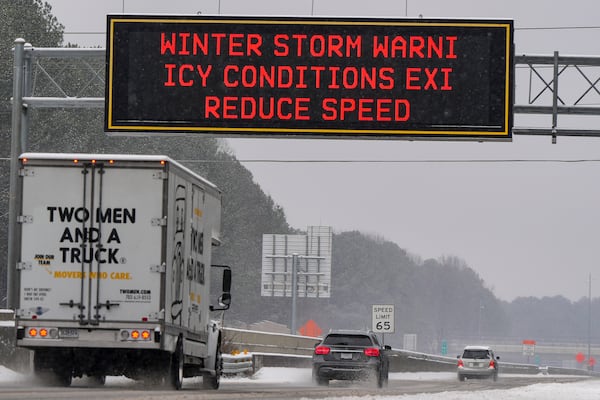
[314,345,331,355]
[364,347,380,357]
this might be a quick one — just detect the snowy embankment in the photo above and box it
[1,365,599,399]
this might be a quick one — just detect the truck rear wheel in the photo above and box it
[90,374,106,386]
[170,339,184,390]
[37,370,72,387]
[33,350,72,387]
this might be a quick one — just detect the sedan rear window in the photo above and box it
[462,349,490,359]
[323,334,373,346]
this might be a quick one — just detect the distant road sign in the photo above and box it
[105,15,513,140]
[372,304,395,333]
[261,226,332,298]
[441,340,448,355]
[298,319,322,338]
[522,339,536,356]
[589,357,596,367]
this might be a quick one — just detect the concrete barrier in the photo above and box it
[1,319,597,378]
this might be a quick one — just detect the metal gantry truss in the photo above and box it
[514,52,600,139]
[10,43,600,139]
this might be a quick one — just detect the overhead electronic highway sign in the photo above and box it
[106,15,513,140]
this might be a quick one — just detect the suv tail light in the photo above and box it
[315,345,331,355]
[364,347,380,357]
[457,359,464,367]
[489,360,496,368]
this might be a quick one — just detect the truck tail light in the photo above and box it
[314,345,330,355]
[119,329,153,341]
[25,327,58,339]
[364,347,380,357]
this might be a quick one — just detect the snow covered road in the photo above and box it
[0,365,597,399]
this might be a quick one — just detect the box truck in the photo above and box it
[12,153,232,389]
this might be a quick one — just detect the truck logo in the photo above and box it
[29,306,49,316]
[171,186,187,324]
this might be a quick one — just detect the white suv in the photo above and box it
[457,345,499,381]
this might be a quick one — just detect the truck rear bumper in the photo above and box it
[16,321,162,350]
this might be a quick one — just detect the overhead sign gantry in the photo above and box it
[105,15,514,140]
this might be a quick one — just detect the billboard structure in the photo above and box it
[261,226,332,299]
[105,15,514,140]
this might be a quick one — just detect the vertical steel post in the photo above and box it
[588,273,592,370]
[291,253,298,335]
[7,38,26,308]
[551,51,559,144]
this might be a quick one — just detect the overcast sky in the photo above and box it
[44,0,600,302]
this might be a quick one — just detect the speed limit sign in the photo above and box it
[372,304,395,333]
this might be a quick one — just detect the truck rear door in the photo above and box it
[18,160,164,324]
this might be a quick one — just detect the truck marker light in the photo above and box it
[141,317,148,322]
[73,159,79,164]
[141,330,151,340]
[109,160,114,164]
[91,159,97,164]
[28,328,38,337]
[39,328,48,337]
[22,158,28,163]
[131,330,140,340]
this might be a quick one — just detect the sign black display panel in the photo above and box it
[105,15,513,140]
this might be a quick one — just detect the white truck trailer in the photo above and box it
[12,153,232,389]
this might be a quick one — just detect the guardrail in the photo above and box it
[222,353,254,375]
[223,327,318,356]
[221,328,600,378]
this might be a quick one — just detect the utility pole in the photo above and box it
[291,253,299,334]
[7,39,26,309]
[588,273,592,370]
